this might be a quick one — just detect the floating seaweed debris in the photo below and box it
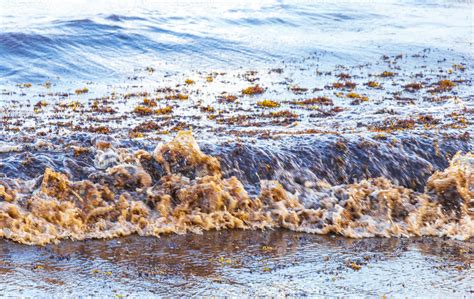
[290,97,333,106]
[257,100,280,108]
[379,71,395,77]
[134,106,154,116]
[346,92,368,104]
[289,86,309,94]
[366,81,381,88]
[429,79,456,93]
[242,85,265,95]
[75,87,89,95]
[404,83,423,92]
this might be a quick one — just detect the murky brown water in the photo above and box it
[0,230,472,297]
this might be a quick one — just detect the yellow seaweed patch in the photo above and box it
[156,106,173,115]
[165,93,189,100]
[438,79,456,90]
[200,105,215,113]
[346,92,368,103]
[428,79,456,93]
[242,85,265,95]
[143,98,157,107]
[367,81,380,88]
[134,106,154,116]
[257,100,280,108]
[134,105,173,116]
[379,71,395,77]
[348,262,362,271]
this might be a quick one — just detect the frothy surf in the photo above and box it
[0,131,472,245]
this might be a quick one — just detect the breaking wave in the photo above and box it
[0,131,472,245]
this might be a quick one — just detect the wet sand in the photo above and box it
[0,230,472,297]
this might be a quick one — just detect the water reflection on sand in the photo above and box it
[0,230,472,297]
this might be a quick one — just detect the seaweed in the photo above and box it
[242,85,265,95]
[404,83,423,92]
[366,81,380,88]
[217,95,238,103]
[75,87,89,95]
[134,106,154,115]
[346,92,368,104]
[329,81,356,89]
[428,79,456,93]
[290,97,333,106]
[379,71,395,77]
[257,100,280,108]
[289,86,309,94]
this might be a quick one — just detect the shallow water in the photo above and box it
[0,0,472,84]
[0,230,472,297]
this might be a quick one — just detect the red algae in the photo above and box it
[0,131,472,245]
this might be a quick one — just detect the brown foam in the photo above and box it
[0,131,472,245]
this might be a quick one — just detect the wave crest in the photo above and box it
[0,131,472,245]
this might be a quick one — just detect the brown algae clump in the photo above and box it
[331,81,356,89]
[379,71,395,77]
[289,86,309,94]
[165,93,189,100]
[0,131,472,245]
[436,80,456,92]
[291,97,333,106]
[346,92,368,104]
[143,98,158,107]
[134,106,154,116]
[367,81,381,88]
[404,82,423,92]
[218,95,238,103]
[156,106,173,115]
[75,87,89,95]
[242,85,265,95]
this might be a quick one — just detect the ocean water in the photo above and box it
[0,0,472,84]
